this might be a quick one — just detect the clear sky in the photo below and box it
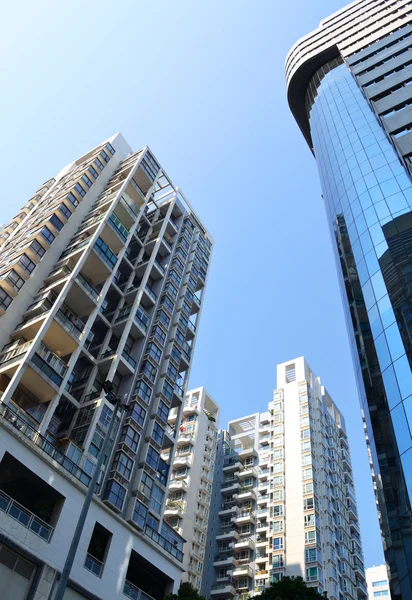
[0,0,384,567]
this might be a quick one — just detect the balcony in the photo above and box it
[177,432,195,445]
[0,489,53,542]
[183,402,199,416]
[234,511,256,525]
[144,523,183,562]
[238,467,258,480]
[141,285,157,308]
[237,486,256,501]
[221,480,239,493]
[223,457,243,473]
[84,553,103,577]
[164,500,185,518]
[168,479,188,492]
[213,553,238,567]
[232,565,253,579]
[173,455,192,468]
[218,502,238,516]
[210,583,236,596]
[123,580,156,600]
[0,403,91,487]
[216,528,239,541]
[233,537,254,550]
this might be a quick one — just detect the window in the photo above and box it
[175,329,185,346]
[121,425,140,452]
[162,295,175,314]
[30,239,46,258]
[147,342,162,363]
[158,310,170,329]
[140,471,154,497]
[146,445,160,470]
[162,380,174,401]
[273,489,284,502]
[88,165,99,179]
[89,428,104,457]
[106,143,115,155]
[50,214,64,231]
[4,270,24,292]
[141,360,157,383]
[303,482,314,495]
[302,454,312,466]
[273,462,283,473]
[152,422,165,445]
[372,581,387,588]
[101,149,110,163]
[306,567,318,582]
[103,480,126,510]
[67,192,79,207]
[113,452,133,480]
[99,405,113,427]
[273,537,284,550]
[150,484,164,514]
[131,402,146,427]
[273,555,284,567]
[301,428,310,439]
[152,325,166,345]
[300,417,309,427]
[304,514,315,528]
[273,520,284,533]
[302,468,313,481]
[273,504,283,517]
[41,226,55,244]
[75,182,86,197]
[301,440,311,452]
[273,475,283,487]
[305,530,316,545]
[84,522,111,577]
[132,500,147,529]
[135,379,152,404]
[166,282,178,299]
[157,400,169,423]
[285,363,296,383]
[170,345,181,364]
[303,497,314,511]
[59,203,72,220]
[94,157,104,171]
[273,448,283,459]
[167,362,178,382]
[305,548,317,563]
[18,254,35,275]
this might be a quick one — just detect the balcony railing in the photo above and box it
[76,273,100,301]
[122,350,137,369]
[55,309,84,339]
[94,238,117,269]
[109,214,129,242]
[0,403,91,487]
[144,524,183,561]
[84,553,103,577]
[154,259,165,275]
[123,580,156,600]
[0,489,53,542]
[145,286,157,302]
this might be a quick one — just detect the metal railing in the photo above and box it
[123,580,156,600]
[0,489,53,541]
[76,273,100,301]
[144,524,183,561]
[0,403,91,487]
[84,553,103,577]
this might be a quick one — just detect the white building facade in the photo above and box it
[209,357,366,600]
[366,564,391,599]
[0,134,212,600]
[164,387,219,591]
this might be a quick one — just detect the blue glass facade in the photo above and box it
[308,62,412,598]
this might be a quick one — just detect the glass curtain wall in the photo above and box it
[307,61,412,599]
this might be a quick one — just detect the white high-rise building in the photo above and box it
[0,134,213,600]
[366,564,391,599]
[208,357,366,600]
[164,387,219,591]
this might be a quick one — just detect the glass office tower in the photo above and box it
[286,1,412,598]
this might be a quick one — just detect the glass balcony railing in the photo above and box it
[109,214,129,242]
[55,309,84,339]
[135,307,149,331]
[144,524,183,562]
[93,238,117,269]
[123,580,156,600]
[84,553,103,577]
[0,489,53,542]
[122,350,137,369]
[145,286,157,302]
[154,259,165,275]
[76,273,100,302]
[0,403,91,487]
[120,195,138,218]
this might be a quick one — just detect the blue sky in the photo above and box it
[1,0,383,567]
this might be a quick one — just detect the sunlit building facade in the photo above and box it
[286,1,412,597]
[0,134,212,600]
[207,358,366,600]
[164,386,219,591]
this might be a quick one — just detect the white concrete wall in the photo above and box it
[0,425,182,600]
